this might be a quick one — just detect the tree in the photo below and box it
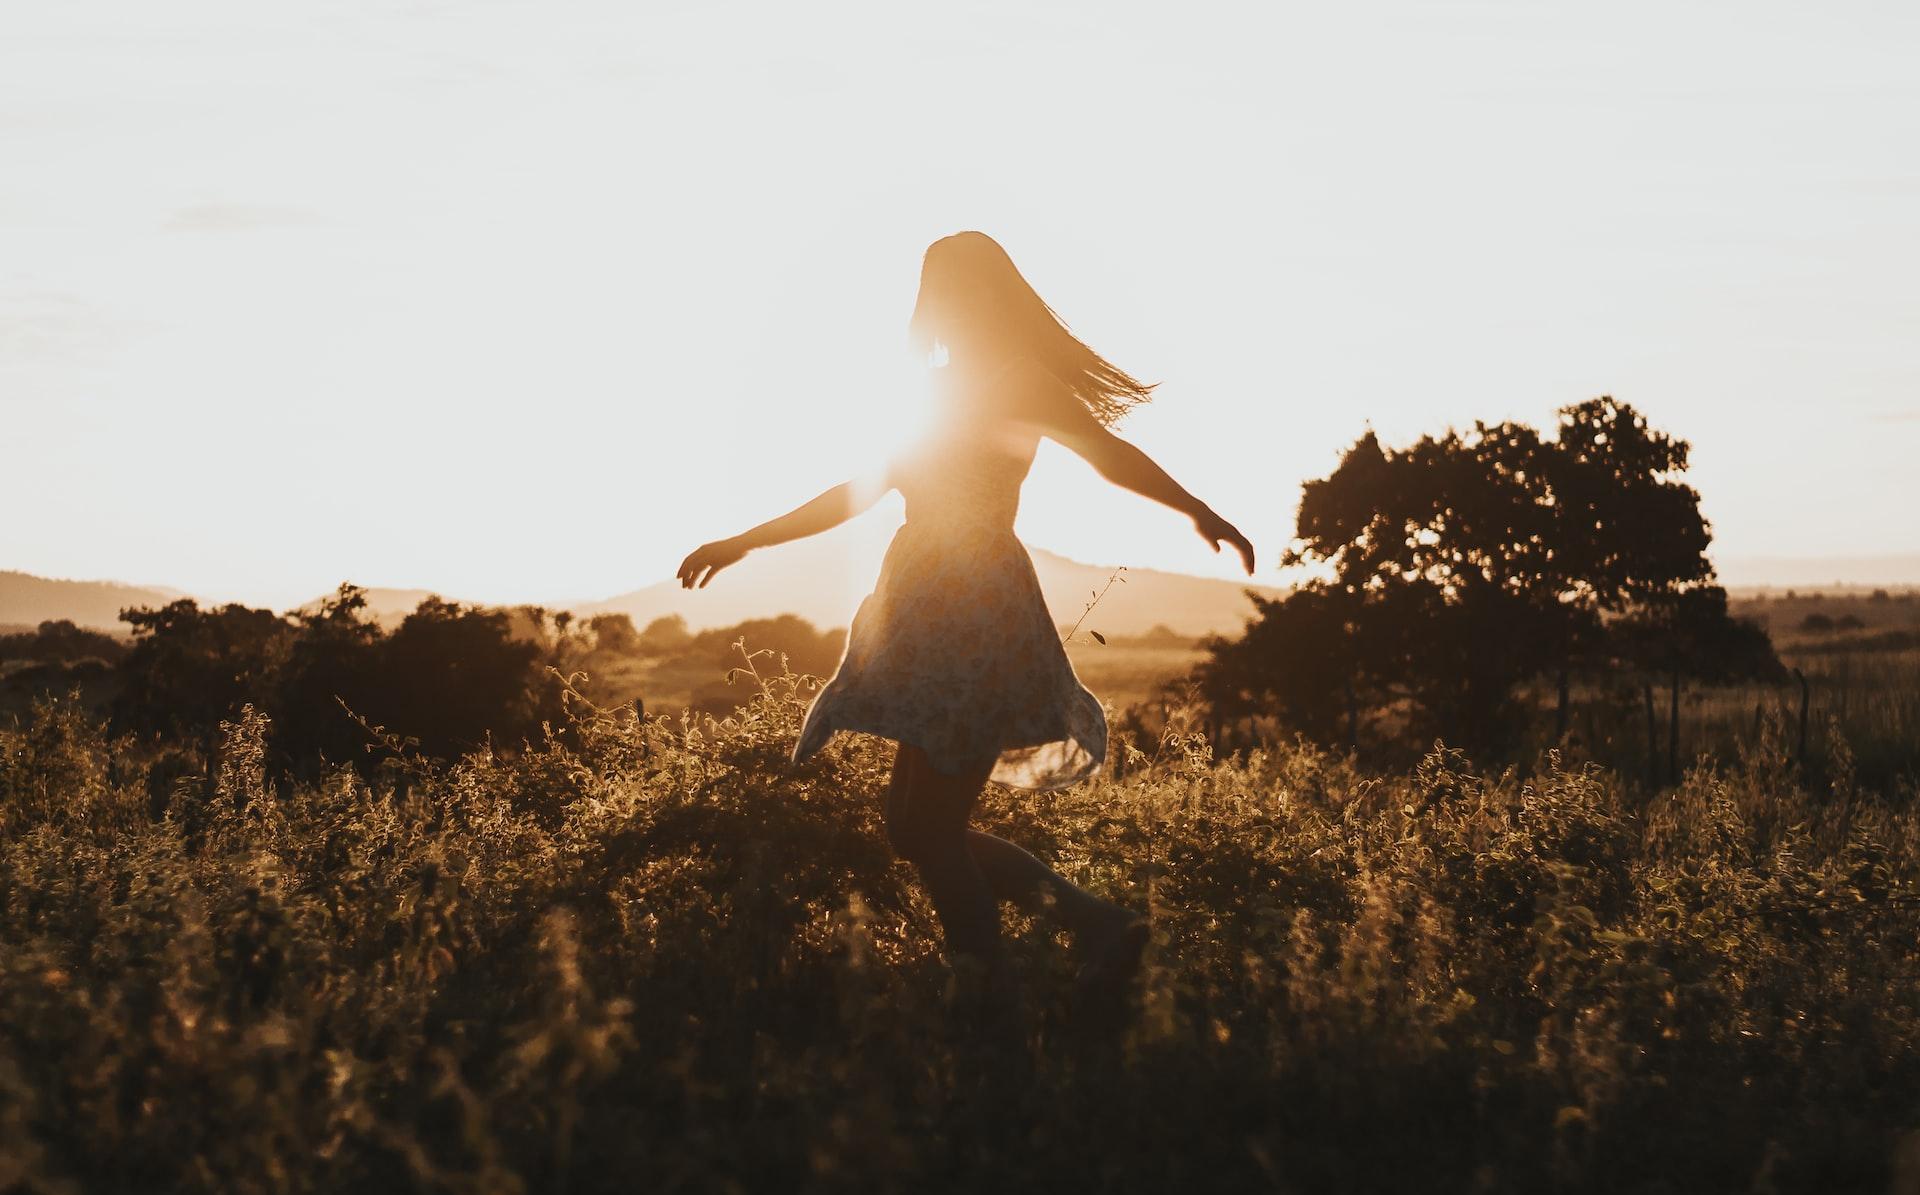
[1614,585,1783,783]
[112,599,295,755]
[587,613,642,656]
[1197,586,1367,745]
[1201,397,1760,755]
[360,597,551,760]
[637,614,693,656]
[268,584,383,771]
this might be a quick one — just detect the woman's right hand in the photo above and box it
[677,538,748,589]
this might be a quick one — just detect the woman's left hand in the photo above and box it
[1194,510,1255,575]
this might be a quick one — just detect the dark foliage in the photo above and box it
[2,682,1915,1192]
[0,620,127,665]
[357,596,552,760]
[635,613,692,655]
[1201,398,1780,754]
[584,612,642,656]
[1801,612,1868,633]
[1615,585,1785,687]
[112,599,296,754]
[102,586,564,777]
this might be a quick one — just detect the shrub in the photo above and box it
[0,674,1915,1192]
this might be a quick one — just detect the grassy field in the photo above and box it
[572,635,1207,722]
[3,669,1917,1193]
[1063,638,1207,711]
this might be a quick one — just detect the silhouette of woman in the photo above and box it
[678,232,1254,998]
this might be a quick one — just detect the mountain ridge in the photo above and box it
[2,542,1281,639]
[0,571,191,633]
[9,548,1917,636]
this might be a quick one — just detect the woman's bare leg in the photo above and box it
[886,746,1136,952]
[885,746,1001,958]
[964,831,1135,940]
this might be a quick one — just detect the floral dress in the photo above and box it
[791,367,1107,789]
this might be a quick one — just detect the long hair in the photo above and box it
[906,231,1154,426]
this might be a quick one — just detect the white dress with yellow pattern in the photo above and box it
[791,366,1107,789]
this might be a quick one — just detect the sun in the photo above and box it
[839,354,946,502]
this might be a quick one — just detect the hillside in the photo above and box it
[14,549,1919,642]
[0,571,187,632]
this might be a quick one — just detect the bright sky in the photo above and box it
[4,1,1916,609]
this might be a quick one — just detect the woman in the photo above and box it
[678,232,1254,997]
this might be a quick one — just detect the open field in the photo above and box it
[3,675,1917,1193]
[564,636,1208,724]
[1064,639,1208,712]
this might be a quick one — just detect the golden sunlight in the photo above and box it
[848,357,945,493]
[5,8,1919,1192]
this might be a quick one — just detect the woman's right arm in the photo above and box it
[677,474,892,589]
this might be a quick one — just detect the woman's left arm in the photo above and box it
[1009,361,1256,575]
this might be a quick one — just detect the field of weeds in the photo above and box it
[3,671,1918,1194]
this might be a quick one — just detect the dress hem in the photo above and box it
[791,712,1104,792]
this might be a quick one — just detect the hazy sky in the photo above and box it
[4,1,1916,609]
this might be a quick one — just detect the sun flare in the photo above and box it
[841,356,946,503]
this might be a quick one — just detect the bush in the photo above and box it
[98,588,567,779]
[1,679,1916,1192]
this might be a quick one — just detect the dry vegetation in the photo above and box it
[4,658,1918,1194]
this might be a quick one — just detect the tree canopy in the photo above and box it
[108,586,564,774]
[1200,397,1777,753]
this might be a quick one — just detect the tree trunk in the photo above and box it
[1667,670,1681,783]
[1344,679,1358,755]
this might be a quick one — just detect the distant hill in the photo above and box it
[576,532,1281,638]
[13,548,1916,640]
[1716,553,1920,590]
[0,571,188,632]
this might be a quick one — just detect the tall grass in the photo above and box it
[2,669,1917,1193]
[1519,648,1920,796]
